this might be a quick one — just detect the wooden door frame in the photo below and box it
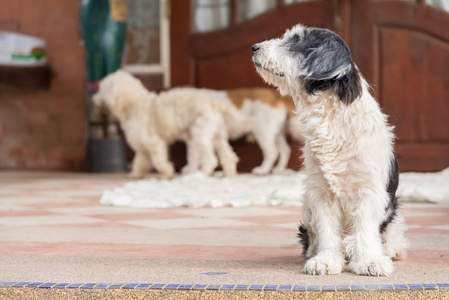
[170,0,345,87]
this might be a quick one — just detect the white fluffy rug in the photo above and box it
[397,167,449,203]
[100,168,449,208]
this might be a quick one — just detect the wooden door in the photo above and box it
[352,0,449,172]
[171,0,337,88]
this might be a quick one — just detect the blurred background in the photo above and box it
[0,0,448,173]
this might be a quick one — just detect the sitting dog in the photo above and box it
[182,87,303,175]
[252,24,408,276]
[92,70,240,178]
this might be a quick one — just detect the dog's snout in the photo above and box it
[251,44,260,54]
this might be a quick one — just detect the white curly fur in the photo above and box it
[252,24,408,276]
[92,70,240,178]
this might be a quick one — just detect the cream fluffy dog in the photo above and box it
[226,88,304,175]
[252,25,408,276]
[183,88,302,175]
[92,70,240,178]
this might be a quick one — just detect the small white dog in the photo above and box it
[183,87,303,175]
[252,24,408,276]
[226,88,303,175]
[92,70,240,178]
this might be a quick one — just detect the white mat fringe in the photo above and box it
[397,167,449,203]
[100,170,306,208]
[100,168,449,208]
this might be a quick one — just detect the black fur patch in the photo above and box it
[380,154,400,233]
[298,224,309,256]
[289,28,362,104]
[304,64,362,105]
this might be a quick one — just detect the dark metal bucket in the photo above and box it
[87,138,127,172]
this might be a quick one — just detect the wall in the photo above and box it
[0,0,87,170]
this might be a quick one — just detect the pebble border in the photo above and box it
[0,282,448,292]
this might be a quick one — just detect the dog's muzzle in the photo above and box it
[251,44,284,77]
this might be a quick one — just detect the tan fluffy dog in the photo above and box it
[184,88,303,175]
[92,70,241,178]
[225,88,303,174]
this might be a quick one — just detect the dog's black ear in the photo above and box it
[302,31,362,104]
[332,64,362,105]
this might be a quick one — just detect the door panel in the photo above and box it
[352,0,449,171]
[380,28,449,142]
[196,52,263,89]
[191,2,332,89]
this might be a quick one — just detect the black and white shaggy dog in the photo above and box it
[252,24,408,276]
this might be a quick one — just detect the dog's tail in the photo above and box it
[298,224,309,256]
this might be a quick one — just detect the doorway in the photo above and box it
[169,0,449,172]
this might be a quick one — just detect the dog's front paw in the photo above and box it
[222,167,237,177]
[251,166,270,176]
[348,256,393,276]
[181,165,195,175]
[271,167,288,174]
[159,164,175,179]
[304,255,343,275]
[128,172,144,179]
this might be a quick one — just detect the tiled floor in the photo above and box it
[0,171,448,287]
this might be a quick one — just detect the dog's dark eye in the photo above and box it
[292,34,300,41]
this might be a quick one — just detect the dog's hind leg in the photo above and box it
[251,103,286,175]
[298,205,318,259]
[190,116,219,176]
[129,150,152,178]
[272,133,291,173]
[381,213,408,261]
[381,155,408,260]
[252,136,279,175]
[145,137,174,178]
[214,124,239,177]
[181,138,201,174]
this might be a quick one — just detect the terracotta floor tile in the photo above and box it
[55,221,149,229]
[396,250,449,265]
[122,217,257,230]
[175,207,301,218]
[0,215,106,227]
[23,201,98,209]
[0,210,60,218]
[88,212,196,222]
[0,241,302,262]
[406,215,449,227]
[230,214,301,225]
[46,206,157,216]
